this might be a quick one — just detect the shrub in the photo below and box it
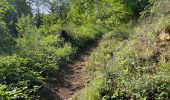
[0,55,41,99]
[16,16,75,78]
[0,15,76,99]
[63,23,106,48]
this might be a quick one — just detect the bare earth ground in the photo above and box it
[41,36,102,100]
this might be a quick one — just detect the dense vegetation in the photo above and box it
[1,0,170,100]
[73,0,170,100]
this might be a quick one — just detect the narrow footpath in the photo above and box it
[41,36,102,100]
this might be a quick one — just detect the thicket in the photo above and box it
[74,0,170,100]
[0,0,157,99]
[0,0,124,99]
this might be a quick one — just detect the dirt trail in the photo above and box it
[41,36,102,100]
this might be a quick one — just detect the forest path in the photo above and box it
[41,35,102,100]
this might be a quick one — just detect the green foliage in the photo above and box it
[38,14,62,35]
[68,0,96,24]
[7,0,32,17]
[0,0,18,35]
[16,16,74,78]
[0,20,14,54]
[76,0,170,99]
[64,23,106,48]
[0,15,75,99]
[0,55,41,99]
[68,0,131,25]
[125,0,149,17]
[95,0,131,25]
[0,0,154,99]
[0,0,15,18]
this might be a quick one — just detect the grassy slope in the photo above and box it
[73,1,170,99]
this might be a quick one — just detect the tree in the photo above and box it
[0,20,14,53]
[68,0,131,25]
[7,0,32,18]
[95,0,131,25]
[45,0,70,26]
[0,0,17,36]
[28,0,52,27]
[68,0,96,24]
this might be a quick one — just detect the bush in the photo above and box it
[0,55,41,99]
[63,23,106,48]
[0,15,76,99]
[16,16,75,78]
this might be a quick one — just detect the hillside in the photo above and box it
[1,0,170,100]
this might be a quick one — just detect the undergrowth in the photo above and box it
[0,15,106,99]
[0,0,166,99]
[73,0,170,99]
